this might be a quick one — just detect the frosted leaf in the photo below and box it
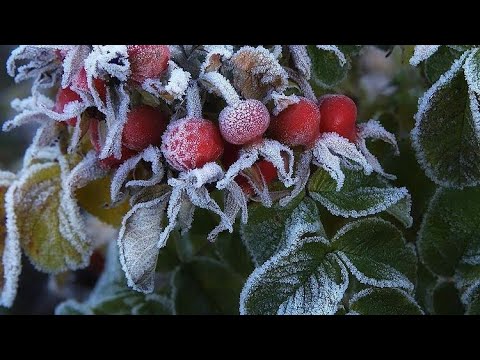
[118,191,170,293]
[240,237,349,315]
[312,133,372,191]
[385,194,414,228]
[356,119,399,179]
[0,174,21,308]
[230,45,289,101]
[22,124,64,168]
[66,151,107,193]
[6,45,63,90]
[201,45,234,73]
[200,71,241,106]
[418,187,480,278]
[348,288,424,315]
[332,218,416,291]
[208,181,248,241]
[411,50,480,187]
[110,146,164,202]
[7,158,92,274]
[99,83,130,160]
[269,91,300,116]
[288,45,311,79]
[61,45,91,89]
[409,45,441,66]
[280,151,312,207]
[142,61,191,103]
[84,45,130,82]
[316,45,347,66]
[464,47,480,95]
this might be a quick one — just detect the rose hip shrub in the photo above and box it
[1,45,479,315]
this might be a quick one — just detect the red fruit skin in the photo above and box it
[89,118,137,169]
[318,94,358,142]
[218,99,270,145]
[127,45,170,83]
[74,67,107,102]
[269,98,321,147]
[161,117,224,172]
[122,105,168,151]
[54,86,82,126]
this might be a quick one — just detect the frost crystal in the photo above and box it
[230,46,289,100]
[201,45,234,73]
[142,61,191,103]
[316,45,347,66]
[464,48,480,95]
[288,45,311,80]
[409,45,441,66]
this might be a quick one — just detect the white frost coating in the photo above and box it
[0,171,16,186]
[159,162,233,247]
[6,45,63,91]
[460,280,480,307]
[311,133,372,191]
[84,45,130,82]
[66,151,107,192]
[200,45,234,73]
[288,45,311,80]
[99,83,130,160]
[110,146,164,202]
[61,45,91,89]
[348,287,424,314]
[284,200,323,247]
[409,45,441,66]
[316,45,347,66]
[311,186,409,218]
[464,48,480,95]
[22,124,63,168]
[142,61,191,103]
[280,151,312,207]
[217,138,294,190]
[336,251,413,291]
[284,67,317,102]
[268,91,300,116]
[200,71,241,105]
[231,45,289,98]
[240,237,349,315]
[0,181,22,308]
[270,45,283,59]
[411,51,473,187]
[186,81,202,118]
[118,193,170,293]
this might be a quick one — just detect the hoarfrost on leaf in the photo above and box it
[464,47,480,95]
[409,45,441,66]
[316,45,347,67]
[240,237,348,315]
[288,45,311,80]
[348,288,424,315]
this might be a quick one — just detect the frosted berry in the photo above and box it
[218,99,270,145]
[161,117,224,172]
[127,45,170,83]
[268,97,321,147]
[73,67,107,102]
[54,86,82,126]
[122,105,168,151]
[318,94,357,142]
[89,118,137,169]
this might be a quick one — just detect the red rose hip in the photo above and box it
[161,117,224,172]
[318,94,357,142]
[127,45,170,84]
[122,105,168,152]
[218,99,270,145]
[269,97,321,147]
[73,67,107,102]
[54,86,82,126]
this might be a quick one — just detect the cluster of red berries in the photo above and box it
[54,45,358,196]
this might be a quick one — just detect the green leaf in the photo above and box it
[415,262,437,314]
[240,237,348,315]
[76,176,130,228]
[349,288,424,315]
[215,227,254,279]
[464,48,480,95]
[55,241,173,315]
[307,45,349,89]
[172,257,244,315]
[423,46,462,84]
[418,187,480,277]
[412,51,480,188]
[432,281,464,315]
[241,194,325,266]
[11,162,91,273]
[308,168,412,226]
[332,218,417,291]
[465,285,480,315]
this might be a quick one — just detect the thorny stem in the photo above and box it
[200,71,241,106]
